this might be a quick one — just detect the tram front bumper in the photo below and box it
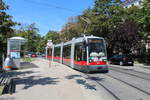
[85,65,108,72]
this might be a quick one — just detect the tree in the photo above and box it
[60,21,83,41]
[36,36,45,53]
[81,0,142,56]
[137,0,150,37]
[16,23,41,53]
[135,0,150,62]
[81,0,123,37]
[108,20,140,55]
[45,30,61,44]
[0,0,16,54]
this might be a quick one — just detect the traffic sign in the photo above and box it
[47,40,53,48]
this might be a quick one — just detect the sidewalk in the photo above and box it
[0,58,109,100]
[134,63,150,69]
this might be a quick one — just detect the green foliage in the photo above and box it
[84,0,123,37]
[108,20,140,54]
[137,0,150,37]
[0,0,16,54]
[36,36,45,53]
[58,0,150,57]
[45,30,61,44]
[22,57,33,62]
[16,23,41,53]
[79,0,141,55]
[60,22,83,41]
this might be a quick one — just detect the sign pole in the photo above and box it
[49,48,51,68]
[47,40,53,68]
[45,47,48,59]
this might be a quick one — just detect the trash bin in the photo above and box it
[4,54,13,71]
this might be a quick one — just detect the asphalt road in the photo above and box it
[1,59,150,100]
[86,64,150,100]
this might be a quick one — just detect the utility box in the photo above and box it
[7,37,27,69]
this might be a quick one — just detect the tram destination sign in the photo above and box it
[88,39,103,43]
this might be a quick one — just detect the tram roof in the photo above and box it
[73,35,104,42]
[54,35,104,47]
[76,35,104,40]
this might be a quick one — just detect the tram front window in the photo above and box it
[88,38,106,62]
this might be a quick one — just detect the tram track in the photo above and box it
[130,69,150,76]
[110,65,150,76]
[85,74,121,100]
[85,72,150,100]
[105,73,150,95]
[84,65,150,99]
[110,67,150,81]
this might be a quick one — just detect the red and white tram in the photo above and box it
[48,35,109,73]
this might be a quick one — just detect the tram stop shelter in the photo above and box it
[7,36,27,69]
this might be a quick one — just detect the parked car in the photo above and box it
[109,54,134,66]
[31,53,37,58]
[42,54,45,57]
[27,52,32,57]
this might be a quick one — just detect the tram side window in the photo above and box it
[63,45,71,59]
[54,47,60,57]
[74,43,87,61]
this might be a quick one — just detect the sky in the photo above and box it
[4,0,94,36]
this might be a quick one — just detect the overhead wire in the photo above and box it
[23,0,82,14]
[15,0,85,34]
[22,0,84,30]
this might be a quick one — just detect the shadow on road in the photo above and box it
[76,79,96,90]
[86,77,105,81]
[20,62,39,69]
[65,75,82,79]
[65,74,99,91]
[10,62,60,91]
[15,76,59,89]
[13,71,39,77]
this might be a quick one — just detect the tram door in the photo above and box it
[71,42,75,68]
[62,45,71,66]
[74,42,87,69]
[53,47,61,63]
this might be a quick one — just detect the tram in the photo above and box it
[48,35,109,73]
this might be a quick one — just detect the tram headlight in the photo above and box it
[102,59,107,61]
[89,59,93,63]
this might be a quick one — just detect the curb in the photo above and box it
[108,64,134,70]
[134,64,150,69]
[109,64,150,70]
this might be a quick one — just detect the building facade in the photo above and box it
[122,0,143,8]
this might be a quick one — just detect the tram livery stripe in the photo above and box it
[74,61,107,66]
[52,56,107,66]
